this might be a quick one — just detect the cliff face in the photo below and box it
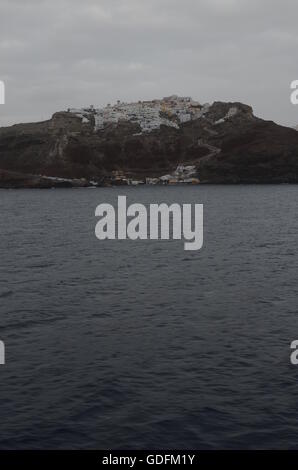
[1,101,298,187]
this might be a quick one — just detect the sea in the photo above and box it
[0,185,298,449]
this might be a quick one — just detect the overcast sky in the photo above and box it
[0,0,298,126]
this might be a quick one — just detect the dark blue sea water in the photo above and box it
[1,185,298,449]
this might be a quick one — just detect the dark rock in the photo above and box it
[1,101,298,187]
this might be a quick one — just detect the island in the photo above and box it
[1,95,298,188]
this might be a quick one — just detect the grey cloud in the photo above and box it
[0,0,298,126]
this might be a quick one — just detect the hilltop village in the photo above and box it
[68,95,210,133]
[65,95,211,185]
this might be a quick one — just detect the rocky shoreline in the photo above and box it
[1,98,298,188]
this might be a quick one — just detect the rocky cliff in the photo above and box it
[1,100,298,187]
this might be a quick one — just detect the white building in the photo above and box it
[68,96,209,134]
